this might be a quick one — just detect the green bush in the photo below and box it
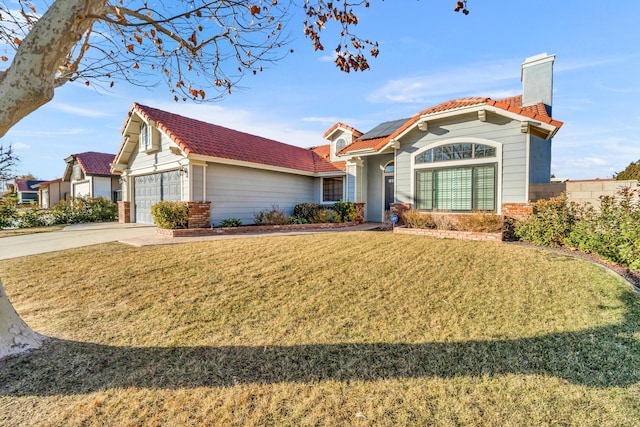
[0,201,18,228]
[515,189,640,271]
[288,216,308,224]
[50,197,118,224]
[332,201,357,223]
[310,209,332,224]
[254,205,289,225]
[151,201,189,229]
[514,194,580,247]
[219,218,243,227]
[403,209,435,229]
[293,203,324,222]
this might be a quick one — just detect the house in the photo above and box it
[326,52,563,222]
[14,179,45,203]
[32,178,71,208]
[63,151,121,202]
[112,53,562,226]
[111,107,346,224]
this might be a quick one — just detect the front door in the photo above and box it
[384,175,394,212]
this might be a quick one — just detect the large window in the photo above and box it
[323,177,344,202]
[415,143,496,164]
[416,165,496,211]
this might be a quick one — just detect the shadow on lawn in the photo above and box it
[2,290,639,397]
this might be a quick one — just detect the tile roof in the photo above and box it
[15,179,45,192]
[74,152,117,176]
[129,104,344,174]
[311,145,346,171]
[338,95,563,155]
[322,122,363,139]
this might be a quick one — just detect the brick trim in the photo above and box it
[157,221,358,237]
[394,226,504,242]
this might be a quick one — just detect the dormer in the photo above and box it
[322,122,363,161]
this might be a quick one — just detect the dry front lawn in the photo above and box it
[1,232,639,426]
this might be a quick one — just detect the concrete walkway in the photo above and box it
[0,222,381,260]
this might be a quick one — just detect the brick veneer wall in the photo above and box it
[118,201,131,223]
[184,201,211,229]
[354,202,365,224]
[501,203,533,221]
[389,202,411,225]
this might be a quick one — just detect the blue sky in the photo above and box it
[2,1,640,181]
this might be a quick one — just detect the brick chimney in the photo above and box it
[521,53,555,116]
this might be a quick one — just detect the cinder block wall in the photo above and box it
[565,179,638,206]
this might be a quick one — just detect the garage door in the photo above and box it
[134,170,182,224]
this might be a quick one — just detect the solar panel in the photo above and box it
[356,118,410,141]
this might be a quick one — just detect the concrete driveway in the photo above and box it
[0,222,157,260]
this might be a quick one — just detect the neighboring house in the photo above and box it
[112,53,563,226]
[32,178,71,209]
[111,106,346,224]
[63,152,121,202]
[14,179,45,203]
[326,52,564,222]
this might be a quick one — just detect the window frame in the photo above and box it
[410,138,502,214]
[415,163,497,212]
[322,176,344,203]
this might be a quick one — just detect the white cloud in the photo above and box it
[366,58,521,104]
[11,142,30,150]
[51,103,109,117]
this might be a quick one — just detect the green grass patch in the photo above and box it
[1,232,639,426]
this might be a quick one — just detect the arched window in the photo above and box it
[413,141,499,212]
[384,162,394,174]
[335,138,346,152]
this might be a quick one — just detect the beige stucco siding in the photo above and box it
[207,163,315,226]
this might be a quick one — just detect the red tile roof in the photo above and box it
[311,145,346,171]
[74,152,116,176]
[130,104,343,174]
[339,95,563,155]
[322,122,363,139]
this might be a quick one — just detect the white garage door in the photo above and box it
[134,170,182,224]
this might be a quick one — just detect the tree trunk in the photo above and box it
[0,278,44,360]
[0,0,108,138]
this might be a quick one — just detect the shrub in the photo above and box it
[514,194,580,247]
[457,211,505,233]
[219,218,243,227]
[17,203,48,228]
[403,209,435,229]
[254,205,289,225]
[293,203,324,222]
[0,201,18,229]
[432,213,458,230]
[151,201,189,229]
[50,197,118,224]
[332,201,357,223]
[310,209,333,224]
[288,216,308,224]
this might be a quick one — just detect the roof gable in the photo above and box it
[338,95,564,155]
[74,152,116,176]
[120,104,343,174]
